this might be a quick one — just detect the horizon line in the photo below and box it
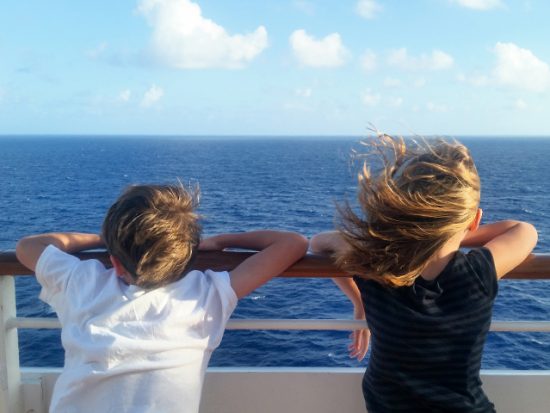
[2,133,550,138]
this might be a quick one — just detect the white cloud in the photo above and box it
[360,50,377,72]
[387,48,454,71]
[356,0,382,19]
[451,0,504,10]
[141,84,164,107]
[118,89,132,102]
[515,98,527,110]
[295,88,312,98]
[383,77,401,88]
[426,101,448,112]
[362,89,381,106]
[492,42,550,92]
[290,29,350,68]
[137,0,268,69]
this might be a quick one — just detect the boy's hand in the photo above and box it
[206,231,308,299]
[309,231,348,255]
[198,236,223,251]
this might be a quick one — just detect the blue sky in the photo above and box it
[1,0,549,136]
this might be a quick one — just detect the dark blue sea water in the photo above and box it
[0,136,549,370]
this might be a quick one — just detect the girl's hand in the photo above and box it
[349,305,370,361]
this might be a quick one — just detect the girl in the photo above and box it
[310,135,537,412]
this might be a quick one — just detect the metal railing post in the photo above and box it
[0,276,22,413]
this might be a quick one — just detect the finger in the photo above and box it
[355,329,363,351]
[357,335,367,360]
[349,332,361,358]
[358,331,370,361]
[349,329,368,360]
[348,331,357,353]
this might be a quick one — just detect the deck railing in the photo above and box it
[1,251,549,413]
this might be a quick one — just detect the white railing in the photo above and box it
[1,251,550,413]
[6,315,550,333]
[0,277,22,413]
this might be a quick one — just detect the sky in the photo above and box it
[1,0,550,136]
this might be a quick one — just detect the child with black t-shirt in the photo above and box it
[311,135,537,412]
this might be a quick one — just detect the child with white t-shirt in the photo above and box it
[16,184,308,413]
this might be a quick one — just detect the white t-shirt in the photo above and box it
[36,245,238,413]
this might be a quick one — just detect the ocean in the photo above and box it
[0,136,549,369]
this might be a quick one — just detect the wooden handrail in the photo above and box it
[0,250,549,279]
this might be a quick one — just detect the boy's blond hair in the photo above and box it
[337,134,480,287]
[102,184,201,289]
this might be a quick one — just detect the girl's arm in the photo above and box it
[461,221,538,279]
[16,233,104,272]
[199,231,308,299]
[310,231,370,361]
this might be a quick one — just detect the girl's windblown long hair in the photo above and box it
[337,134,480,287]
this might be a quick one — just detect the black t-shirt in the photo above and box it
[354,248,498,413]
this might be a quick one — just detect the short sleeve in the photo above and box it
[35,245,80,307]
[466,247,498,299]
[205,270,238,316]
[201,270,238,349]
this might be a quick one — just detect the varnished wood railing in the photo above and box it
[1,250,549,413]
[1,250,549,279]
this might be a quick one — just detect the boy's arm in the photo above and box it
[461,221,538,279]
[199,231,308,299]
[16,233,104,272]
[310,231,369,361]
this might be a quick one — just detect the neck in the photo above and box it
[420,232,465,280]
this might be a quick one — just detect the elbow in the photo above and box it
[524,222,538,250]
[512,221,539,254]
[15,238,36,272]
[15,238,26,262]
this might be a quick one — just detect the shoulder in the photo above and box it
[172,269,238,309]
[463,247,496,276]
[36,245,112,312]
[36,244,79,270]
[460,248,498,298]
[38,245,108,278]
[35,245,81,287]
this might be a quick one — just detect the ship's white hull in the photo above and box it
[20,367,550,413]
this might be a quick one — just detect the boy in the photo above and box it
[16,184,308,413]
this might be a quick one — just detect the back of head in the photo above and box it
[338,134,480,287]
[102,184,201,289]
